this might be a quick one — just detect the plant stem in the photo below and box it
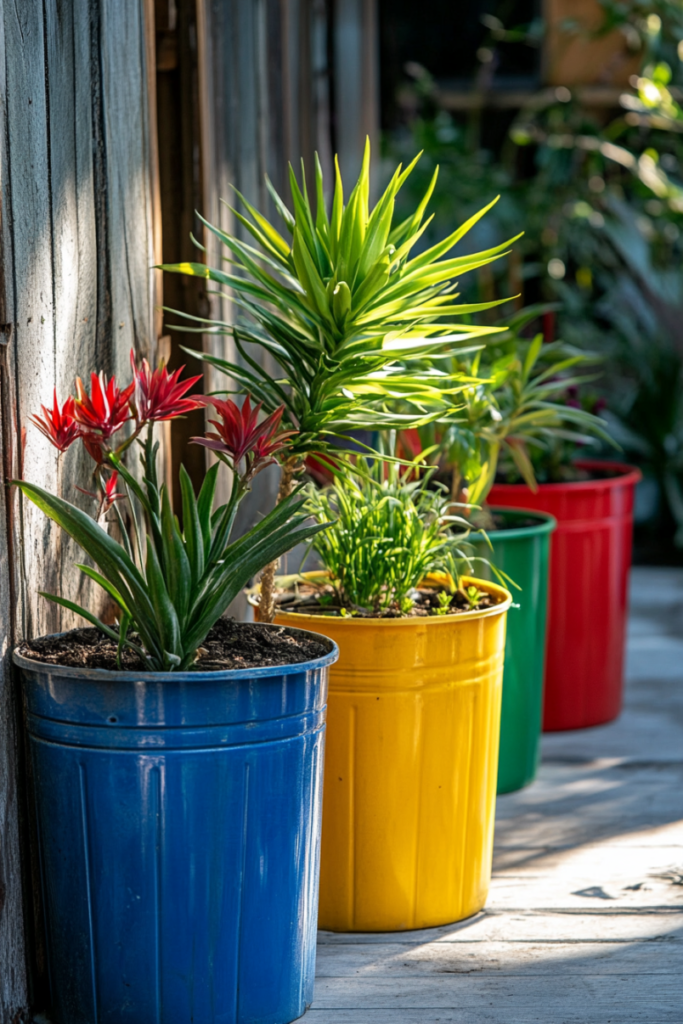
[122,480,144,568]
[143,423,160,518]
[113,421,145,459]
[112,499,134,561]
[259,456,301,623]
[207,471,243,567]
[450,465,462,504]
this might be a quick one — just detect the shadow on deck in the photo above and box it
[311,567,683,1024]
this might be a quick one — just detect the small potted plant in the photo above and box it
[484,328,640,731]
[250,445,512,932]
[14,354,337,1024]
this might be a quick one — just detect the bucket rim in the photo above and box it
[491,459,642,494]
[475,506,557,541]
[249,574,512,627]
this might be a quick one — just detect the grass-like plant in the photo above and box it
[15,355,325,671]
[302,440,482,616]
[160,141,520,619]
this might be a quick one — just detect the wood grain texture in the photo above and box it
[3,0,60,642]
[316,939,683,975]
[333,0,379,187]
[195,0,334,539]
[144,0,163,348]
[0,1,158,1017]
[44,0,101,617]
[311,568,683,1024]
[101,0,155,374]
[0,7,27,1017]
[0,363,27,1024]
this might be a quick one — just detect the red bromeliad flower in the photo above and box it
[74,372,134,439]
[76,470,125,517]
[192,395,294,468]
[30,391,81,453]
[130,350,203,423]
[102,471,125,512]
[81,433,107,465]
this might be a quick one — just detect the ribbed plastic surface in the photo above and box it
[470,508,556,793]
[273,577,510,932]
[489,460,641,731]
[16,627,337,1024]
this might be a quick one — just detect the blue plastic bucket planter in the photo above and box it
[15,624,338,1024]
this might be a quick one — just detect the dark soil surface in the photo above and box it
[271,581,499,619]
[17,620,329,673]
[488,511,546,531]
[467,509,546,532]
[490,512,544,531]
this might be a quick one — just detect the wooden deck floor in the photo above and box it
[310,567,683,1024]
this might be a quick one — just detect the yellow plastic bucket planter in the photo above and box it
[262,575,511,932]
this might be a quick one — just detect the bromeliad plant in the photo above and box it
[301,439,493,617]
[160,140,521,619]
[16,353,325,671]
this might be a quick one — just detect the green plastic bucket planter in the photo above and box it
[470,507,556,793]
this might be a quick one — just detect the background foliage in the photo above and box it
[385,0,683,557]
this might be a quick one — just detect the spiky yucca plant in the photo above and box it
[161,140,520,619]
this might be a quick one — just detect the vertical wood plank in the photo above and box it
[45,0,98,387]
[0,2,161,1014]
[0,3,26,1013]
[334,0,379,187]
[100,0,156,376]
[144,0,164,351]
[3,0,59,642]
[195,0,336,536]
[156,0,212,504]
[0,2,27,986]
[0,0,52,1016]
[44,0,103,613]
[196,0,234,407]
[311,0,333,186]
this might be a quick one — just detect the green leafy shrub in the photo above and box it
[415,306,613,500]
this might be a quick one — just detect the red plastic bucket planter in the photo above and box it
[489,460,641,731]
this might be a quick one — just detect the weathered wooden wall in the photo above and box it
[158,0,379,571]
[195,0,380,406]
[0,0,380,1015]
[333,0,379,187]
[0,0,160,1018]
[155,0,335,512]
[194,0,334,538]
